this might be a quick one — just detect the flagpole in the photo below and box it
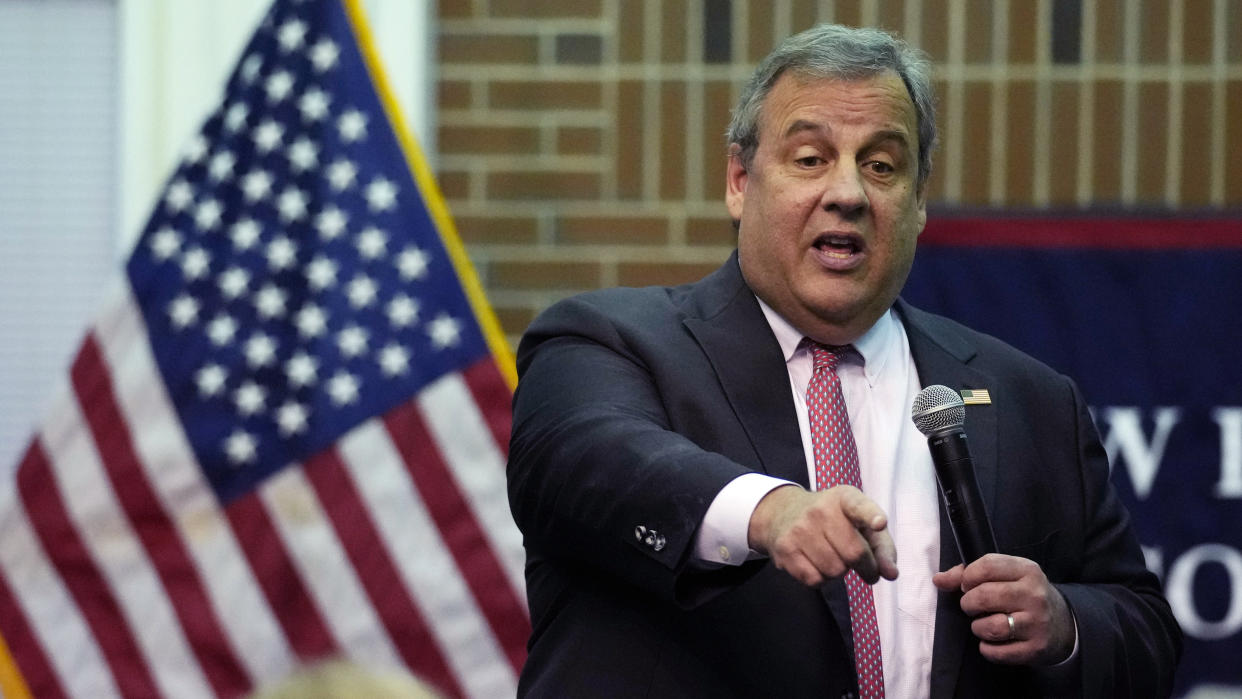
[339,0,518,391]
[0,630,32,699]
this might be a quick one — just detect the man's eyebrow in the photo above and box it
[782,119,825,139]
[864,129,913,152]
[780,121,913,151]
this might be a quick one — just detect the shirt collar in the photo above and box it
[754,296,898,385]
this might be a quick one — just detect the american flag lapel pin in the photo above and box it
[960,388,992,405]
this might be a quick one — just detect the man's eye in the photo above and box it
[866,160,895,175]
[795,156,823,167]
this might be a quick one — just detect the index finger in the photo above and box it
[838,486,889,533]
[960,554,1031,591]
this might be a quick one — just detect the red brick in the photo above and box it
[438,170,470,200]
[1180,83,1213,206]
[487,171,601,200]
[1048,82,1080,206]
[617,80,644,199]
[490,0,603,18]
[1004,81,1036,204]
[439,80,472,109]
[1140,1,1169,63]
[660,82,687,199]
[1225,81,1242,203]
[662,0,688,62]
[960,81,992,205]
[440,125,540,155]
[558,216,668,245]
[1136,82,1169,201]
[1008,1,1036,63]
[619,0,645,63]
[617,262,722,287]
[439,34,538,63]
[1092,81,1124,201]
[439,0,473,19]
[557,127,602,155]
[1183,1,1215,64]
[489,81,603,110]
[687,217,736,246]
[494,305,538,337]
[490,261,602,289]
[456,215,538,244]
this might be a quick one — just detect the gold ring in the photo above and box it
[1006,613,1016,641]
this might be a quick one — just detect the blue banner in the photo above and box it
[903,216,1242,697]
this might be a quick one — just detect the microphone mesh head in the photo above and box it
[911,384,966,436]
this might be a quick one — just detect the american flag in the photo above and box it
[0,0,528,697]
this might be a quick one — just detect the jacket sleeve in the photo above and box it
[507,294,765,606]
[1052,376,1183,697]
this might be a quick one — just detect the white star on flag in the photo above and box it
[195,363,227,397]
[224,429,258,465]
[397,246,429,280]
[337,109,367,142]
[326,158,357,191]
[364,176,397,212]
[253,120,285,153]
[327,369,360,406]
[230,218,263,250]
[150,228,182,260]
[309,38,339,72]
[428,313,462,349]
[299,87,331,122]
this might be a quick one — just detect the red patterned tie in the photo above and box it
[806,343,884,699]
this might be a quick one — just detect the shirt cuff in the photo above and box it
[693,473,796,566]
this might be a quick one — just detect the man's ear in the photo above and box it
[725,144,747,222]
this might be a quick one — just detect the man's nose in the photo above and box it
[818,162,869,216]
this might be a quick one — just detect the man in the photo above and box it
[507,24,1180,698]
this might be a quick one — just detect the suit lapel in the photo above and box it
[897,300,999,699]
[682,256,810,487]
[683,257,859,658]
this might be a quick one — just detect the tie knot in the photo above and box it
[808,342,848,373]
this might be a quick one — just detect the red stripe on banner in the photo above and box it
[0,566,66,699]
[16,440,159,698]
[920,216,1242,248]
[384,399,530,674]
[225,489,339,663]
[71,336,250,697]
[462,359,514,460]
[301,448,465,698]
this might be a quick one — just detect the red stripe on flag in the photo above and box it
[384,399,531,674]
[16,440,159,698]
[462,358,513,460]
[301,448,465,698]
[225,489,340,663]
[0,566,67,699]
[71,336,250,697]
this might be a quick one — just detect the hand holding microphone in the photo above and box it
[914,386,1076,666]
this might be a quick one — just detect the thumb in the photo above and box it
[932,564,964,591]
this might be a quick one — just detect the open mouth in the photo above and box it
[813,234,863,259]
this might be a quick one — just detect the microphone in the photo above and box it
[911,385,997,564]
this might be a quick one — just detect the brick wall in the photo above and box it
[435,0,1242,346]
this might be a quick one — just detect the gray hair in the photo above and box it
[726,24,937,191]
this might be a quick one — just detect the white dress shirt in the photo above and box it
[694,302,940,699]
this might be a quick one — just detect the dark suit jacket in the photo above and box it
[508,253,1180,698]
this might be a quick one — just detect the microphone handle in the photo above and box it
[927,430,997,563]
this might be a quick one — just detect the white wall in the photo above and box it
[0,0,118,475]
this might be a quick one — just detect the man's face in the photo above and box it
[726,70,927,345]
